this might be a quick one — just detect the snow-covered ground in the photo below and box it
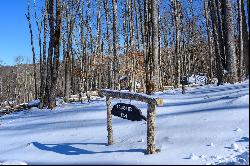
[0,81,249,165]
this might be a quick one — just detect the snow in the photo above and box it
[27,100,40,108]
[213,151,249,165]
[27,98,66,108]
[188,153,199,160]
[234,127,242,132]
[230,143,239,150]
[0,160,27,165]
[208,142,215,147]
[230,95,249,105]
[0,81,249,164]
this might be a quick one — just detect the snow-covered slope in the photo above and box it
[0,82,249,165]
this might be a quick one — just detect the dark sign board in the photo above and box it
[180,75,188,85]
[111,103,146,121]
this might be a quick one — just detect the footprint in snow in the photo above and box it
[188,153,199,160]
[234,128,242,132]
[225,143,240,151]
[204,95,210,99]
[138,138,144,143]
[207,142,215,147]
[230,143,239,150]
[199,155,206,159]
[210,155,221,160]
[25,143,32,147]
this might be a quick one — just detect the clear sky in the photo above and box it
[0,0,35,65]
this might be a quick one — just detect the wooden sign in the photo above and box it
[111,103,146,121]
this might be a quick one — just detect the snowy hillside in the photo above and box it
[0,81,249,165]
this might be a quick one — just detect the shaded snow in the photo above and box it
[230,95,249,105]
[188,153,199,160]
[214,151,249,165]
[230,143,239,150]
[0,82,249,165]
[27,100,40,108]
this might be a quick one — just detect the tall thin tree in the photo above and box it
[26,0,38,100]
[209,0,224,85]
[112,0,119,90]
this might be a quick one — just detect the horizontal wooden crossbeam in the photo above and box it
[98,89,163,106]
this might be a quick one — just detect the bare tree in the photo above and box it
[39,0,48,108]
[204,0,214,82]
[26,0,38,99]
[238,0,249,80]
[172,0,181,88]
[103,0,112,89]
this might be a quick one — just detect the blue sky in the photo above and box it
[0,0,35,65]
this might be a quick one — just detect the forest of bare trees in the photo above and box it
[0,0,249,109]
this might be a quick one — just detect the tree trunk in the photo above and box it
[209,0,224,86]
[247,0,250,38]
[204,0,214,82]
[145,0,160,95]
[26,0,38,100]
[215,0,226,70]
[49,0,61,109]
[151,0,159,92]
[34,0,42,101]
[112,0,119,90]
[97,0,102,56]
[238,0,249,79]
[40,0,48,108]
[64,1,77,102]
[106,96,113,145]
[46,0,55,106]
[173,0,181,88]
[103,0,112,56]
[65,53,71,102]
[221,0,237,83]
[134,0,141,50]
[146,103,156,154]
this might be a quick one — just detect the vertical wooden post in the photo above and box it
[147,103,156,154]
[106,96,113,145]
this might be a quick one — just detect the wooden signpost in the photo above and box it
[98,89,163,154]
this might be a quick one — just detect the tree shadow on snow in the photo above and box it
[163,92,248,107]
[236,137,249,142]
[157,105,248,118]
[187,85,248,95]
[32,142,144,155]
